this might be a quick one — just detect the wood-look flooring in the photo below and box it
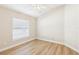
[0,39,79,55]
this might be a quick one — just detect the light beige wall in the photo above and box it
[37,6,64,43]
[64,5,79,52]
[0,6,37,49]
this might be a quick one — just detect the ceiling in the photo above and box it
[2,4,63,17]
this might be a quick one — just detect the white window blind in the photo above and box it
[12,17,30,40]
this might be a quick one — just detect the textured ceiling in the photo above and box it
[2,4,63,17]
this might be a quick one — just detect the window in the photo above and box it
[12,17,30,40]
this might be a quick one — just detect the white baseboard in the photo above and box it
[37,37,79,53]
[0,38,35,52]
[37,38,64,45]
[64,44,79,53]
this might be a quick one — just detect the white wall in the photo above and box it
[37,6,64,43]
[37,5,79,52]
[64,5,79,52]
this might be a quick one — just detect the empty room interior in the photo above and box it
[0,4,79,55]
